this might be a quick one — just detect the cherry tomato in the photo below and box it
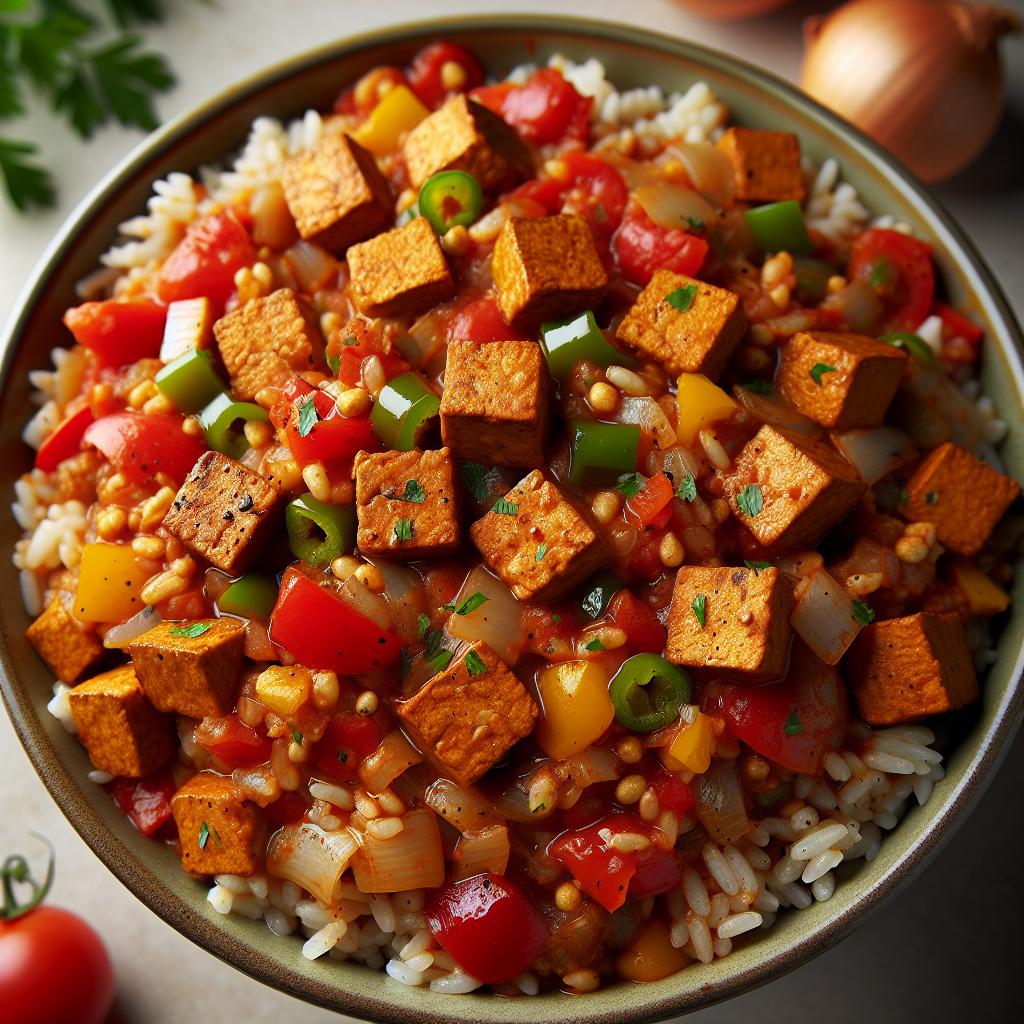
[110,768,176,836]
[157,211,257,311]
[606,589,666,654]
[425,873,548,984]
[474,68,592,146]
[443,295,526,344]
[326,318,410,388]
[194,715,272,769]
[63,299,167,368]
[848,227,935,333]
[556,152,629,244]
[934,301,983,345]
[311,713,384,782]
[83,410,206,485]
[613,201,709,287]
[407,41,484,109]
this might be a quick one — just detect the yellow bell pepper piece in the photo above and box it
[950,559,1009,615]
[676,372,738,445]
[352,84,429,156]
[616,918,689,982]
[535,660,615,761]
[255,665,312,717]
[665,711,715,774]
[74,543,151,623]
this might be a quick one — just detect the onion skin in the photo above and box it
[800,0,1021,183]
[671,0,792,18]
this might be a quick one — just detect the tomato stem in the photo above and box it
[1,834,55,921]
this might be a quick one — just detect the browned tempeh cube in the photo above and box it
[128,618,246,719]
[900,441,1020,556]
[281,134,393,253]
[347,216,455,319]
[213,288,324,400]
[171,772,261,876]
[724,425,866,552]
[845,613,979,725]
[27,596,104,683]
[397,641,538,785]
[162,452,284,574]
[353,447,460,558]
[68,665,174,778]
[666,566,793,681]
[492,215,608,332]
[403,94,533,192]
[440,340,551,468]
[716,127,805,203]
[776,330,907,429]
[470,469,610,602]
[616,270,747,380]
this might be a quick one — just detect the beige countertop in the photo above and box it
[1,2,1021,1021]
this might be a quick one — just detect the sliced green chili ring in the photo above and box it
[198,392,269,459]
[370,372,440,451]
[568,419,640,487]
[745,200,812,256]
[791,256,835,303]
[218,573,279,620]
[285,493,356,568]
[539,310,631,379]
[608,654,692,733]
[579,569,623,620]
[155,348,224,414]
[879,332,939,369]
[418,170,483,235]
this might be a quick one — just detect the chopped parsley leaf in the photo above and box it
[492,498,519,515]
[615,472,645,498]
[337,750,348,763]
[326,352,340,376]
[583,637,604,652]
[297,396,318,437]
[169,622,212,639]
[677,473,697,502]
[744,378,772,394]
[198,821,210,849]
[461,462,489,501]
[736,484,764,518]
[926,490,939,505]
[535,543,548,561]
[691,593,707,628]
[291,729,303,745]
[852,600,876,626]
[897,487,909,507]
[342,335,358,347]
[784,707,804,736]
[455,592,489,616]
[870,258,891,289]
[417,613,431,639]
[744,560,772,573]
[393,518,414,542]
[465,650,488,676]
[397,479,426,503]
[429,649,454,672]
[551,614,561,624]
[666,283,698,313]
[810,362,837,386]
[685,215,705,231]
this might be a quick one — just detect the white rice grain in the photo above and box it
[47,683,76,734]
[683,867,711,917]
[703,843,739,896]
[717,912,762,939]
[303,922,347,960]
[429,971,481,994]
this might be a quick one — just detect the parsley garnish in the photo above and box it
[461,462,488,502]
[691,594,707,627]
[685,215,705,231]
[583,637,604,652]
[417,613,431,639]
[535,543,548,561]
[897,487,909,507]
[325,352,340,375]
[666,283,698,313]
[784,707,804,736]
[465,650,488,676]
[337,750,348,763]
[810,362,837,386]
[393,518,414,542]
[870,258,891,289]
[291,729,303,745]
[454,592,489,616]
[492,498,518,515]
[744,378,773,394]
[397,479,425,503]
[198,821,210,849]
[677,473,697,502]
[429,649,454,672]
[852,600,876,626]
[297,396,318,437]
[169,622,212,639]
[615,472,645,498]
[551,614,561,624]
[736,484,764,518]
[926,490,939,505]
[744,560,772,573]
[342,335,358,346]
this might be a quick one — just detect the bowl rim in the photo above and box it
[2,12,1023,1024]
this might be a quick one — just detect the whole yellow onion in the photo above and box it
[670,0,792,17]
[801,0,1021,182]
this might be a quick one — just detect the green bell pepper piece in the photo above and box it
[285,493,356,569]
[154,349,224,414]
[218,573,279,620]
[418,170,483,235]
[745,200,812,256]
[540,310,629,379]
[579,569,624,620]
[879,332,939,369]
[370,372,440,451]
[608,654,692,733]
[568,420,640,486]
[198,392,269,459]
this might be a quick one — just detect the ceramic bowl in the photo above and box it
[2,15,1022,1024]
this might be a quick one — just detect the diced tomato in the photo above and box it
[559,782,614,832]
[194,715,272,769]
[262,791,312,828]
[157,211,257,311]
[406,41,484,109]
[422,562,468,614]
[626,472,674,528]
[473,68,592,146]
[648,767,695,817]
[625,528,667,584]
[628,845,683,900]
[34,405,95,473]
[613,201,709,287]
[109,769,176,836]
[426,873,548,984]
[507,177,566,214]
[63,300,167,369]
[848,227,934,333]
[709,644,848,775]
[522,604,581,658]
[327,318,410,388]
[158,587,209,620]
[269,564,402,675]
[556,152,629,244]
[311,712,384,782]
[83,411,206,485]
[443,295,526,344]
[935,301,983,345]
[606,589,666,654]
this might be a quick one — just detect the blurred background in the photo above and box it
[1,1,1021,1022]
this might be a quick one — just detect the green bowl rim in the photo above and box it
[2,13,1023,1024]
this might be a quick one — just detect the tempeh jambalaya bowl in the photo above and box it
[3,17,1024,1023]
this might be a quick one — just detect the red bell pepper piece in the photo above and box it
[406,41,484,109]
[63,300,167,368]
[425,873,548,984]
[935,301,983,345]
[848,227,935,333]
[443,296,527,344]
[326,318,410,388]
[606,589,666,654]
[83,411,206,485]
[157,211,257,311]
[613,201,709,287]
[473,67,592,146]
[34,405,95,472]
[193,715,272,769]
[648,767,696,817]
[269,564,401,675]
[626,472,674,528]
[310,713,384,782]
[109,768,176,837]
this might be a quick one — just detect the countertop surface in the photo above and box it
[1,2,1021,1022]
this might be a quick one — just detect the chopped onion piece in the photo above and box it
[446,566,524,665]
[267,823,360,905]
[284,240,338,293]
[616,396,677,451]
[424,778,505,835]
[251,182,296,250]
[350,808,445,893]
[790,568,861,666]
[733,385,823,438]
[359,731,423,793]
[633,183,717,232]
[663,142,736,207]
[561,745,620,788]
[452,824,511,880]
[659,444,703,484]
[832,427,914,484]
[695,759,749,846]
[339,575,392,631]
[103,605,161,649]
